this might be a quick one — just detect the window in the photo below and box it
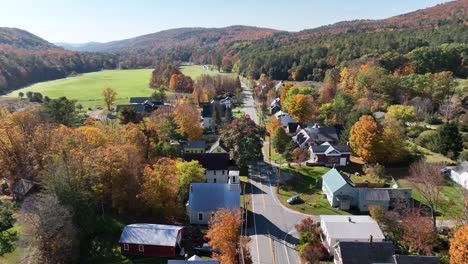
[123,244,129,251]
[198,213,203,221]
[214,170,216,175]
[232,176,236,183]
[222,170,225,175]
[138,245,144,252]
[213,178,217,183]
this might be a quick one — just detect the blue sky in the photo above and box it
[0,0,449,43]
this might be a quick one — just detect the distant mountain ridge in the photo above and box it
[0,27,57,50]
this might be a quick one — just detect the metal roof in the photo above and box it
[320,215,385,240]
[359,188,390,201]
[322,168,353,193]
[188,183,240,212]
[335,241,395,264]
[118,224,184,246]
[392,255,440,264]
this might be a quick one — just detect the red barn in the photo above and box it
[309,143,351,167]
[119,224,184,257]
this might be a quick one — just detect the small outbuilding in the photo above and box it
[119,224,184,257]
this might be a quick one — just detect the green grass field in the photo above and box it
[3,65,220,110]
[5,69,154,110]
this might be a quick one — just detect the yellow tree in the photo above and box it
[173,102,203,140]
[379,118,407,163]
[450,224,468,264]
[267,116,282,136]
[288,94,313,123]
[102,87,117,111]
[138,158,179,219]
[207,209,242,264]
[349,115,380,163]
[386,105,416,123]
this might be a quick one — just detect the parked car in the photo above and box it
[194,243,222,256]
[287,194,300,204]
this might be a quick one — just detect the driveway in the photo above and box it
[239,81,317,264]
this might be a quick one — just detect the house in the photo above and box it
[321,169,412,212]
[116,97,163,114]
[200,100,232,130]
[119,224,184,257]
[309,142,351,167]
[274,111,297,128]
[320,215,385,254]
[270,98,281,115]
[274,81,284,92]
[293,124,339,148]
[11,179,38,200]
[115,104,145,114]
[187,182,240,224]
[183,153,231,183]
[207,139,229,153]
[168,254,219,263]
[228,170,240,184]
[333,241,395,264]
[219,96,233,109]
[286,122,302,135]
[449,161,468,189]
[184,141,206,154]
[322,169,356,210]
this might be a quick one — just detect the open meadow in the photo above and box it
[4,65,218,110]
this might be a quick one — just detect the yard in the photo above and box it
[277,166,350,215]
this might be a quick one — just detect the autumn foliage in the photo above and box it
[349,115,380,163]
[207,209,242,264]
[450,224,468,264]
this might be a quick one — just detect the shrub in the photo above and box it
[459,150,468,161]
[406,125,428,139]
[425,114,443,125]
[415,130,439,151]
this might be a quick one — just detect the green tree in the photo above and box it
[43,96,79,126]
[118,107,141,124]
[211,103,221,131]
[18,92,24,100]
[221,115,265,168]
[271,127,290,153]
[150,89,166,102]
[0,201,16,256]
[438,122,463,158]
[176,160,205,204]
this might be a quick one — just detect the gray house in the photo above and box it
[187,182,240,224]
[322,169,357,210]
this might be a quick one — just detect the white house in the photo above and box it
[450,161,468,189]
[183,153,232,183]
[320,215,385,255]
[187,183,240,224]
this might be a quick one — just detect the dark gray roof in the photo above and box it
[335,241,395,264]
[11,179,36,196]
[310,144,351,154]
[183,153,230,170]
[386,188,412,200]
[359,189,390,201]
[188,183,240,212]
[303,125,338,143]
[207,140,228,153]
[116,104,145,113]
[392,255,440,264]
[185,140,206,149]
[287,122,301,134]
[130,97,151,104]
[452,161,468,174]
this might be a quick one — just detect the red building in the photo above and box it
[119,224,184,257]
[309,143,351,167]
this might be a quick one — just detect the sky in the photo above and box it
[0,0,450,43]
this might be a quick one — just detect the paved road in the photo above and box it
[239,82,317,264]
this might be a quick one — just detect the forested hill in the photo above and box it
[0,27,56,50]
[0,28,118,95]
[58,26,281,53]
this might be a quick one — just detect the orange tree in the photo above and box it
[450,224,468,264]
[207,209,241,264]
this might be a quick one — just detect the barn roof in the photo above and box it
[119,224,183,246]
[359,189,390,202]
[184,140,206,149]
[322,168,354,193]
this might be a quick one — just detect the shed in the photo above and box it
[119,224,184,257]
[11,179,38,200]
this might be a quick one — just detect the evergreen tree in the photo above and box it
[438,122,463,158]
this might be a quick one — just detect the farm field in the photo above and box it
[3,65,219,110]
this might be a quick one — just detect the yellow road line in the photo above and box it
[261,191,266,210]
[268,231,276,264]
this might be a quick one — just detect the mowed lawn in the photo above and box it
[180,65,219,79]
[5,69,154,110]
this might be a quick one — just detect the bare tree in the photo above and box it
[439,95,461,121]
[408,160,445,229]
[23,193,78,264]
[409,97,432,121]
[401,209,438,255]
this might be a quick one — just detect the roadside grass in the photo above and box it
[277,166,350,215]
[397,178,465,219]
[5,69,154,110]
[263,138,288,164]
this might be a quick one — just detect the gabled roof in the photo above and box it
[392,255,440,264]
[310,144,351,155]
[188,183,240,212]
[185,140,206,149]
[303,125,338,143]
[183,153,230,170]
[207,140,229,153]
[119,224,183,246]
[320,215,385,241]
[116,104,145,113]
[287,122,301,134]
[11,179,36,196]
[201,103,227,118]
[359,189,390,202]
[335,241,395,264]
[452,161,468,174]
[322,168,354,193]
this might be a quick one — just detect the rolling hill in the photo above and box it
[0,27,57,50]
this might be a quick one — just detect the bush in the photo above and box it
[425,114,443,125]
[406,125,428,139]
[458,150,468,161]
[416,130,439,151]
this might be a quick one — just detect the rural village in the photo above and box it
[0,1,467,264]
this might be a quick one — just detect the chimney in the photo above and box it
[370,235,373,245]
[348,217,351,222]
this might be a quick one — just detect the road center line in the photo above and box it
[250,177,261,264]
[268,231,276,264]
